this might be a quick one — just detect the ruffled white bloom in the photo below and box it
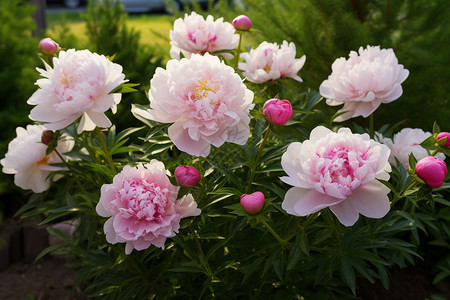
[281,126,392,227]
[28,49,126,134]
[378,128,445,169]
[133,53,254,157]
[320,46,409,122]
[169,12,238,60]
[238,41,306,83]
[1,125,74,193]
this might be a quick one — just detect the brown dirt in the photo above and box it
[0,256,85,300]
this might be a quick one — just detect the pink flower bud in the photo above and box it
[232,15,252,31]
[263,99,293,126]
[174,165,201,187]
[41,130,54,145]
[437,132,450,148]
[39,38,59,55]
[240,191,265,214]
[415,156,447,188]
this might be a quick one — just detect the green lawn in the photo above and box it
[46,11,174,47]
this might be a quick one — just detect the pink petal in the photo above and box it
[347,182,391,218]
[329,200,359,226]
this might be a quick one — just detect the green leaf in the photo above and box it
[433,121,441,135]
[109,82,140,94]
[341,257,356,295]
[408,153,418,170]
[34,243,65,262]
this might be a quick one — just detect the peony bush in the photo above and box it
[3,10,449,299]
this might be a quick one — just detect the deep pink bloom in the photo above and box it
[437,132,450,148]
[232,15,252,31]
[240,192,265,214]
[175,165,201,187]
[39,38,59,55]
[263,99,293,126]
[415,156,447,188]
[41,130,55,145]
[281,126,392,226]
[96,160,201,254]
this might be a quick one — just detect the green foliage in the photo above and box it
[0,0,39,201]
[82,0,165,130]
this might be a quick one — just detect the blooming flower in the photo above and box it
[1,125,74,193]
[96,160,201,255]
[263,99,293,126]
[240,191,265,215]
[28,49,126,134]
[39,38,59,55]
[232,15,252,31]
[174,165,201,187]
[378,128,445,169]
[169,12,239,60]
[320,46,409,122]
[238,41,306,83]
[133,53,254,157]
[415,156,447,188]
[281,126,392,226]
[437,132,450,148]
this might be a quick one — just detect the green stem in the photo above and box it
[260,219,287,247]
[392,180,419,207]
[95,127,117,174]
[430,149,439,156]
[234,31,243,69]
[246,124,271,193]
[53,148,86,194]
[369,114,374,139]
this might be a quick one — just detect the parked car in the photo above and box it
[46,0,86,8]
[119,0,216,13]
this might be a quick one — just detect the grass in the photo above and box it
[46,11,174,47]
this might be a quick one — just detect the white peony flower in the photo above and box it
[133,53,254,157]
[28,49,126,134]
[1,125,74,193]
[281,126,392,227]
[378,128,445,169]
[169,12,239,60]
[238,41,306,83]
[320,46,409,122]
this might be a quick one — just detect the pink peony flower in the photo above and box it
[39,38,59,55]
[174,165,201,187]
[320,46,409,122]
[437,132,450,148]
[169,12,239,60]
[1,125,74,193]
[263,99,293,126]
[96,160,201,254]
[415,156,447,188]
[132,53,254,157]
[281,126,392,226]
[238,41,306,83]
[378,128,445,169]
[240,192,265,215]
[28,49,126,134]
[232,15,252,31]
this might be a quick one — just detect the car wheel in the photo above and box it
[64,0,80,8]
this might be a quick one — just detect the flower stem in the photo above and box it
[369,114,374,139]
[234,31,243,69]
[246,124,271,193]
[260,219,287,247]
[95,127,117,174]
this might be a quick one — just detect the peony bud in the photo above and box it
[263,99,293,126]
[240,191,265,214]
[415,156,447,188]
[41,130,54,145]
[232,15,252,31]
[39,38,59,55]
[437,132,450,148]
[174,165,201,187]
